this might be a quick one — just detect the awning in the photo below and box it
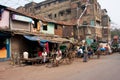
[24,35,48,43]
[0,31,11,38]
[50,37,71,43]
[24,35,71,43]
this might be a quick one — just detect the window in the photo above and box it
[103,29,108,35]
[48,3,50,6]
[59,0,65,3]
[35,6,41,10]
[89,0,94,4]
[48,14,52,19]
[71,0,78,2]
[66,9,71,15]
[59,11,65,16]
[43,25,47,31]
[83,21,88,25]
[95,4,97,12]
[90,20,94,26]
[33,20,38,28]
[81,5,86,11]
[77,1,81,7]
[54,14,57,18]
[55,24,57,29]
[44,5,47,8]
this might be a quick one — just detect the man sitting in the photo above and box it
[55,48,62,66]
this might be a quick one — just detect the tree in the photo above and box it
[111,28,120,38]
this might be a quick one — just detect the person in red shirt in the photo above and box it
[38,51,42,57]
[37,48,42,57]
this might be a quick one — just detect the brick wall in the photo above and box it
[63,26,73,37]
[54,25,63,37]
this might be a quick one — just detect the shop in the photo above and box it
[0,32,11,61]
[11,34,53,59]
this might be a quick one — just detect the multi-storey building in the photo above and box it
[101,9,111,42]
[17,0,105,40]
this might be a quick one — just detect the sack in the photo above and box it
[100,48,105,51]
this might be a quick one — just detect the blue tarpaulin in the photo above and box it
[24,35,48,43]
[0,32,11,38]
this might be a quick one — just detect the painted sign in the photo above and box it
[12,14,33,23]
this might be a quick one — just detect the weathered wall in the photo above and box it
[54,25,63,37]
[0,10,9,29]
[11,35,29,55]
[35,1,72,21]
[41,23,55,34]
[11,20,31,31]
[16,0,105,40]
[63,26,73,37]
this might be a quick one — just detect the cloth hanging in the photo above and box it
[45,42,49,53]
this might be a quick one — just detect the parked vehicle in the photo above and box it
[118,43,120,53]
[111,36,119,53]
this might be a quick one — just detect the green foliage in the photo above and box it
[111,28,120,38]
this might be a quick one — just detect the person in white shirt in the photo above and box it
[55,48,62,66]
[42,48,47,63]
[56,49,62,60]
[23,51,29,59]
[77,47,83,57]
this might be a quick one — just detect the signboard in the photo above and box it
[12,14,33,23]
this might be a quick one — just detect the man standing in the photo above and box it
[83,42,88,62]
[42,48,47,63]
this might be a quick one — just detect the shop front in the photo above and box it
[0,32,11,61]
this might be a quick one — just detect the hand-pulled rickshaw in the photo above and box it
[46,38,76,67]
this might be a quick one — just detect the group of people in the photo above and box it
[76,40,112,62]
[37,48,62,65]
[21,40,113,66]
[76,41,91,62]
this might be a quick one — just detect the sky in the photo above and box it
[98,0,120,28]
[0,0,120,28]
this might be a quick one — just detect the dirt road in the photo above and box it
[0,53,120,80]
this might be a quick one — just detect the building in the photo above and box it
[0,5,36,61]
[0,4,73,61]
[17,0,104,40]
[101,9,111,42]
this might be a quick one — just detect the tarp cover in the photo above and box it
[60,45,67,51]
[0,32,11,38]
[24,35,48,43]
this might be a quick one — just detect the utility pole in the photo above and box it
[77,1,89,40]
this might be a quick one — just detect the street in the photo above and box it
[0,53,120,80]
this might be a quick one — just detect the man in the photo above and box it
[83,42,88,62]
[55,48,62,66]
[77,46,83,57]
[42,48,47,63]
